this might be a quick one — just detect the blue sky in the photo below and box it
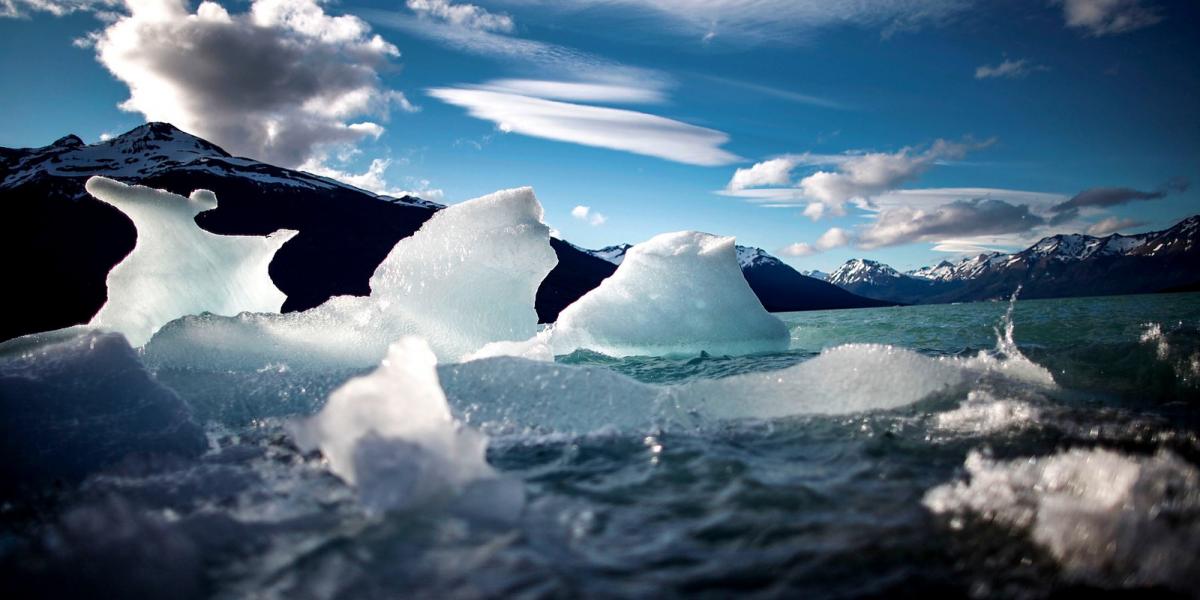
[2,0,1198,272]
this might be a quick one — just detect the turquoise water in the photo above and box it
[4,293,1200,598]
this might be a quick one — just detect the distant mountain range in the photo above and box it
[823,217,1200,304]
[0,123,883,341]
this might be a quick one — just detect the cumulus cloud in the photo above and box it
[1049,178,1188,224]
[571,205,607,226]
[974,58,1047,79]
[858,198,1046,249]
[1057,0,1162,36]
[298,156,444,201]
[1086,216,1146,236]
[779,226,850,257]
[721,141,991,218]
[428,86,738,166]
[89,0,412,168]
[406,0,513,32]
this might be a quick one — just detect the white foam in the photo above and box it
[924,448,1200,589]
[85,177,296,347]
[933,390,1040,435]
[291,338,505,513]
[144,186,557,367]
[544,231,789,357]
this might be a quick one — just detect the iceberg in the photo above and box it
[543,231,790,357]
[85,177,296,347]
[292,338,508,513]
[0,331,207,492]
[143,186,557,368]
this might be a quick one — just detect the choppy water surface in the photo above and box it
[5,293,1200,598]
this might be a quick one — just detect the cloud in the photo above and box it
[90,0,411,168]
[1086,216,1146,236]
[298,156,443,201]
[779,226,850,257]
[500,0,973,45]
[974,58,1047,80]
[779,242,815,257]
[0,0,115,18]
[1057,0,1162,36]
[479,78,666,104]
[858,198,1046,249]
[571,205,607,226]
[1049,178,1188,224]
[428,86,738,166]
[727,157,796,191]
[406,0,513,32]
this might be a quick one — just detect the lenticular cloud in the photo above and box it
[86,176,296,347]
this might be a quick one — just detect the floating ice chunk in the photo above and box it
[144,186,556,367]
[292,338,506,513]
[85,177,297,347]
[0,330,207,491]
[924,448,1200,590]
[546,231,790,357]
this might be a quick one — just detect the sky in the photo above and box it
[1,0,1198,272]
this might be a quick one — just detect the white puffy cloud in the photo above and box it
[727,157,798,191]
[779,226,850,257]
[778,242,815,257]
[90,0,412,168]
[1086,216,1146,236]
[428,86,738,166]
[571,205,608,226]
[406,0,513,32]
[298,156,444,201]
[975,58,1047,79]
[1057,0,1162,36]
[721,141,989,218]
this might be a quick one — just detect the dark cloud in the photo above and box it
[92,0,413,168]
[1049,177,1189,225]
[858,198,1045,249]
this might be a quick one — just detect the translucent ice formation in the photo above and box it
[85,177,297,347]
[0,330,207,490]
[544,231,790,357]
[143,186,556,367]
[292,338,511,513]
[924,448,1200,590]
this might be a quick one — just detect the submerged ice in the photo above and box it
[85,177,296,347]
[144,186,557,367]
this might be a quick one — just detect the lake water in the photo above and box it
[4,293,1199,598]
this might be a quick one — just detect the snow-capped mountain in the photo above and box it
[827,259,906,287]
[801,270,829,281]
[824,216,1200,305]
[0,123,440,208]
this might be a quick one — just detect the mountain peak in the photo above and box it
[107,122,232,158]
[51,134,84,149]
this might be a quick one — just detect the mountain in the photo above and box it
[824,217,1200,305]
[1,124,886,341]
[585,244,891,312]
[800,270,829,281]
